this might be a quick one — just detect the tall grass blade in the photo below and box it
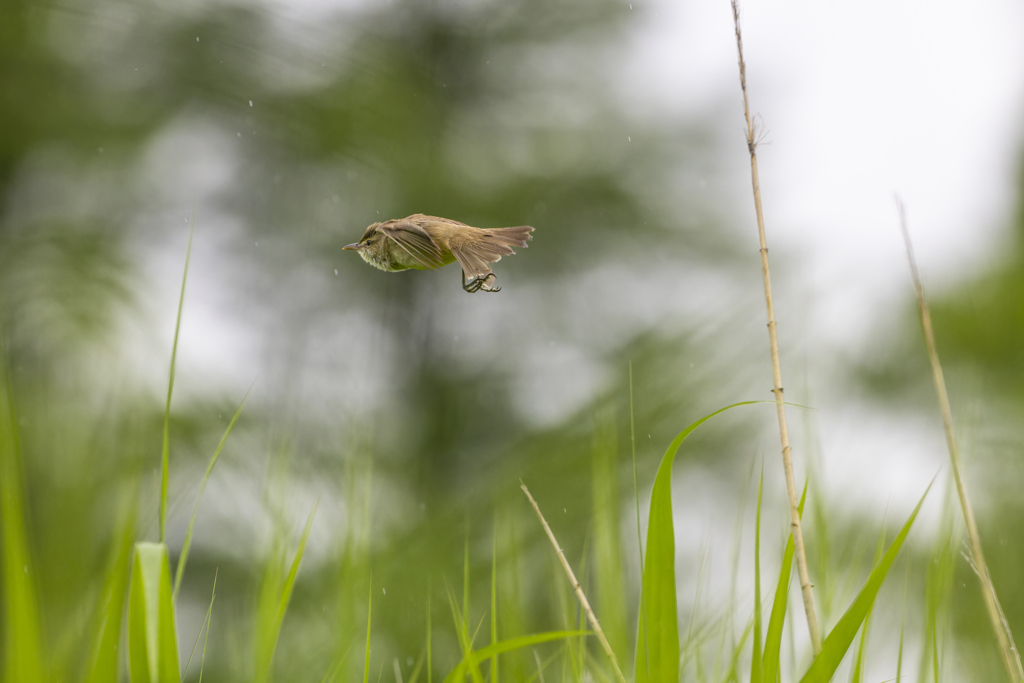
[173,382,253,601]
[182,569,217,681]
[896,559,910,683]
[442,631,589,683]
[428,590,432,683]
[197,569,217,683]
[446,582,485,683]
[160,202,195,543]
[635,401,760,683]
[592,407,628,664]
[364,578,373,683]
[84,489,138,683]
[751,468,763,683]
[491,518,499,683]
[798,481,932,683]
[0,358,45,683]
[850,524,887,683]
[254,501,318,683]
[762,483,807,683]
[628,362,648,680]
[127,542,181,683]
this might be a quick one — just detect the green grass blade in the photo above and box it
[160,203,195,544]
[464,522,471,635]
[896,558,910,683]
[635,401,761,683]
[491,517,499,683]
[628,363,648,682]
[427,590,433,683]
[173,382,253,601]
[751,467,763,683]
[254,501,318,683]
[0,359,45,683]
[762,482,807,683]
[183,568,217,681]
[799,481,933,683]
[446,582,485,683]
[364,577,373,683]
[84,490,138,683]
[197,569,217,683]
[592,407,628,665]
[443,631,590,683]
[127,542,181,683]
[851,523,887,683]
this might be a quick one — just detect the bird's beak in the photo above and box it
[342,243,363,251]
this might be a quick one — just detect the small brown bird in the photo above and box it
[343,214,534,292]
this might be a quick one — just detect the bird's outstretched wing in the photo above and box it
[379,219,447,269]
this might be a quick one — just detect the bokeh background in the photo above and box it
[3,0,1024,680]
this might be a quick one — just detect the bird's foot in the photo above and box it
[463,274,498,293]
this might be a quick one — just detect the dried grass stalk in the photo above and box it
[898,198,1023,682]
[520,481,627,683]
[730,0,822,655]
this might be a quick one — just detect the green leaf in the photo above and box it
[442,631,589,683]
[799,481,932,683]
[0,359,44,683]
[635,402,761,683]
[761,483,806,683]
[127,542,181,683]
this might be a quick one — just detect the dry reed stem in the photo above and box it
[519,481,628,683]
[730,1,822,655]
[897,199,1023,682]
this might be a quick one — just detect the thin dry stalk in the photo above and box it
[730,0,822,655]
[897,199,1023,683]
[519,481,627,683]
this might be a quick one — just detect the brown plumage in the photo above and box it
[342,214,534,292]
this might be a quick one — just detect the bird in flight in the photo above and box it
[343,214,534,292]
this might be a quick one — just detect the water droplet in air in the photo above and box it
[628,136,631,142]
[196,37,199,42]
[249,100,253,107]
[383,587,386,595]
[334,269,338,275]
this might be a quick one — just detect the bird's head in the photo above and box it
[343,222,383,252]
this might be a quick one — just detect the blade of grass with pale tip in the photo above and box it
[635,401,761,683]
[798,481,932,683]
[751,466,764,683]
[84,489,138,683]
[442,631,590,683]
[0,359,44,683]
[173,382,253,601]
[160,203,195,544]
[762,482,806,683]
[127,542,181,683]
[254,501,318,683]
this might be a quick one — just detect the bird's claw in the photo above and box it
[463,274,499,293]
